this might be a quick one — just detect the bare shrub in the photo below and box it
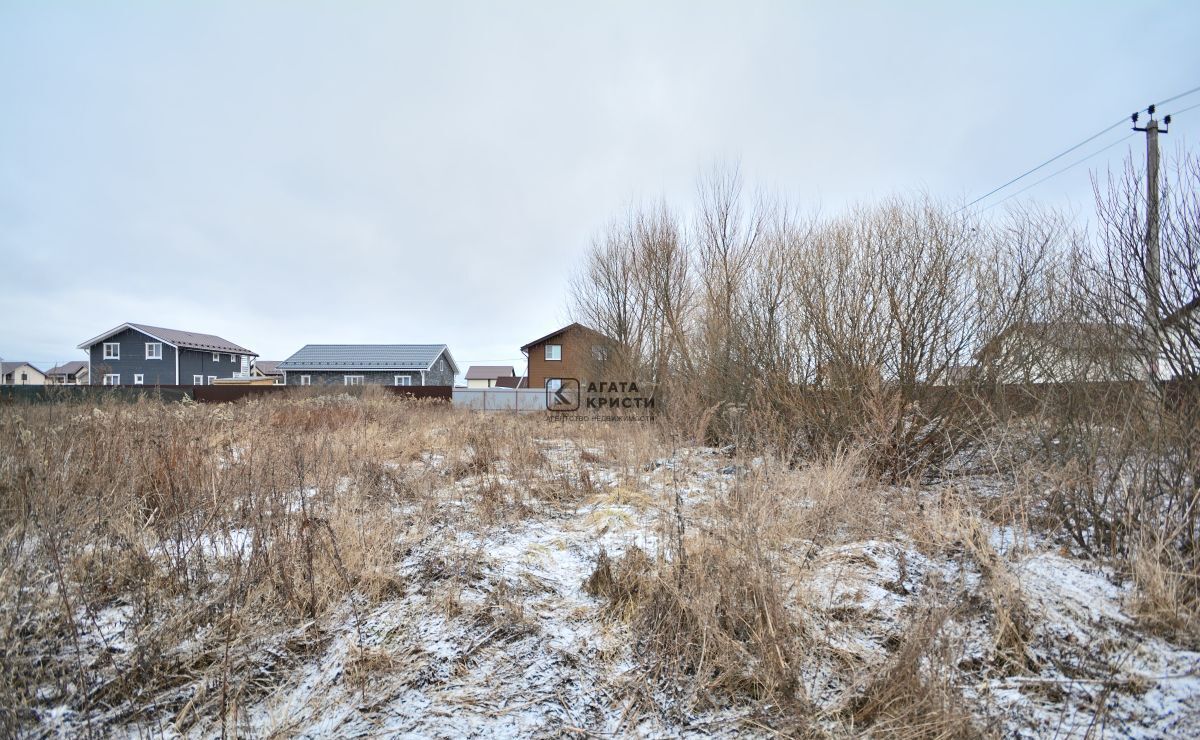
[1129,537,1200,647]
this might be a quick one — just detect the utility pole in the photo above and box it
[1132,106,1170,334]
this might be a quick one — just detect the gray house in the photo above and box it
[78,322,257,385]
[278,344,458,386]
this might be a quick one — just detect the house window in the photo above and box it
[146,342,162,360]
[228,354,235,363]
[213,352,220,362]
[103,374,120,385]
[299,375,311,386]
[592,345,609,363]
[20,372,28,383]
[207,376,216,385]
[545,344,561,361]
[546,378,562,392]
[193,375,203,385]
[133,374,144,385]
[344,375,364,386]
[394,375,412,386]
[103,342,120,360]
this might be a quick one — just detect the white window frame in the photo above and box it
[394,375,412,386]
[133,374,144,385]
[103,342,120,360]
[207,376,216,385]
[145,342,162,360]
[213,352,220,362]
[546,378,562,392]
[299,375,311,386]
[103,373,120,385]
[545,344,561,361]
[228,354,235,363]
[193,375,203,385]
[344,375,365,386]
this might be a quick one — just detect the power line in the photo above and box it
[977,91,1200,214]
[962,83,1200,211]
[961,118,1127,211]
[1156,85,1200,108]
[1167,100,1200,118]
[980,132,1136,212]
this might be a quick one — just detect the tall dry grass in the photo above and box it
[0,392,663,736]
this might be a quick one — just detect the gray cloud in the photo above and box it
[2,2,1197,371]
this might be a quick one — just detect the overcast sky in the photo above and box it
[2,2,1198,374]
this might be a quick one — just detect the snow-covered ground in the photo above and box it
[33,439,1200,738]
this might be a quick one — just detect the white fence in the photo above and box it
[452,388,547,412]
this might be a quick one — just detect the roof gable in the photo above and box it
[465,365,516,380]
[78,322,256,355]
[520,322,608,352]
[47,361,87,376]
[1,361,43,375]
[254,360,282,375]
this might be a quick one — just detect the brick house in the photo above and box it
[278,344,458,386]
[520,323,613,391]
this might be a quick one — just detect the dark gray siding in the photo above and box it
[178,348,245,385]
[426,350,455,385]
[87,327,178,385]
[282,370,424,386]
[86,327,248,385]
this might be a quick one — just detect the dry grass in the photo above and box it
[845,608,980,739]
[583,451,984,735]
[2,390,1196,736]
[1129,538,1200,648]
[0,394,651,736]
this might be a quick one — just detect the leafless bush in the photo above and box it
[570,167,1068,479]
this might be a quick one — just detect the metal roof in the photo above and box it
[47,361,87,376]
[128,323,256,354]
[1,361,43,375]
[77,322,256,355]
[465,365,515,380]
[519,322,608,352]
[278,344,457,372]
[253,360,282,375]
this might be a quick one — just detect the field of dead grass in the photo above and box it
[1,392,1196,737]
